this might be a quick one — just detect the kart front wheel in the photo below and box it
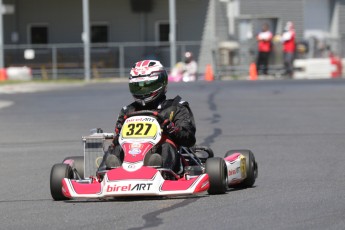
[225,150,258,188]
[62,156,84,179]
[205,157,228,194]
[50,163,73,201]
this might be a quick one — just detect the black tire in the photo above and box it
[62,156,84,179]
[50,163,73,201]
[225,150,258,188]
[205,157,228,194]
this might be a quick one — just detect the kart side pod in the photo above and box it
[224,150,258,188]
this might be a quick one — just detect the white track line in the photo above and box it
[0,82,85,94]
[0,100,14,109]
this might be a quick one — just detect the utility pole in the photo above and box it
[169,0,176,70]
[82,0,91,81]
[0,0,4,69]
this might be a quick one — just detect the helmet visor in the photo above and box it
[129,75,164,97]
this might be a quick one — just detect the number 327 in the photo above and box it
[126,123,152,136]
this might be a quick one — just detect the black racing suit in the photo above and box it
[101,95,196,172]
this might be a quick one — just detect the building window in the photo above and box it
[91,25,108,43]
[155,21,177,42]
[30,26,48,44]
[158,23,169,42]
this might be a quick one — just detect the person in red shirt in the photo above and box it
[256,23,273,75]
[281,21,296,78]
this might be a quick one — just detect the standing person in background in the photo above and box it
[256,23,273,75]
[183,51,198,82]
[281,21,296,78]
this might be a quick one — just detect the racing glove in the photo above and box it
[115,123,122,135]
[162,119,179,135]
[112,123,123,146]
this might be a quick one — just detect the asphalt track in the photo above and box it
[1,79,345,230]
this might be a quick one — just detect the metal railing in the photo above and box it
[3,41,202,79]
[3,37,345,79]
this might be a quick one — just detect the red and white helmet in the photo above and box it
[129,60,168,106]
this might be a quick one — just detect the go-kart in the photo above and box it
[50,111,258,200]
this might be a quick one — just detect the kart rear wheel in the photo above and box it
[225,150,258,188]
[62,156,84,179]
[205,157,228,194]
[50,163,73,201]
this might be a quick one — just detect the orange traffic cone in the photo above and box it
[204,64,214,81]
[249,62,258,81]
[0,68,7,82]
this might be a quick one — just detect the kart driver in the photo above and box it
[99,60,196,173]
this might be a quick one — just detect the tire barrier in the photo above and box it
[294,57,343,79]
[0,67,33,81]
[330,55,342,78]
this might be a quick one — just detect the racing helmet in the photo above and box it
[184,51,193,63]
[129,60,168,106]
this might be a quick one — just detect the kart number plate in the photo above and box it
[121,122,158,139]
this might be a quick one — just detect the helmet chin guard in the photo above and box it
[133,86,167,106]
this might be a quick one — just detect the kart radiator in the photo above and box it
[83,135,105,177]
